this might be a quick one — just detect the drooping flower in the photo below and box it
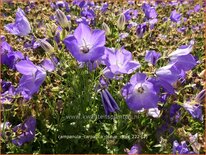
[136,23,147,38]
[170,10,182,23]
[4,8,31,36]
[64,23,105,62]
[98,78,119,115]
[145,50,161,66]
[173,140,195,154]
[122,73,159,111]
[103,47,140,79]
[100,89,120,115]
[12,116,36,146]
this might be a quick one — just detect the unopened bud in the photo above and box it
[102,22,111,35]
[39,39,54,53]
[55,9,70,29]
[117,13,126,30]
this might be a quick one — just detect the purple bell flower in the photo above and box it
[75,17,90,25]
[41,59,56,72]
[136,23,147,38]
[1,81,16,104]
[1,80,12,93]
[64,23,105,62]
[100,89,120,115]
[102,47,140,79]
[127,144,142,154]
[170,10,182,23]
[170,104,181,123]
[170,54,197,72]
[101,2,108,13]
[168,40,194,58]
[183,102,203,121]
[122,73,159,111]
[145,50,161,65]
[4,8,31,36]
[12,116,36,146]
[156,63,181,85]
[15,59,46,100]
[98,78,119,115]
[1,38,24,69]
[142,3,157,19]
[173,140,195,154]
[123,9,132,21]
[81,8,95,20]
[194,4,201,12]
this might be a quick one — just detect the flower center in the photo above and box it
[134,85,145,94]
[80,38,91,54]
[137,87,144,94]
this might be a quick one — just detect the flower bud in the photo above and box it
[39,39,54,53]
[117,13,126,30]
[102,22,111,35]
[55,9,70,29]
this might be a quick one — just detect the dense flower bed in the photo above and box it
[1,0,205,154]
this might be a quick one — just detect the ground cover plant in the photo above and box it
[0,0,205,154]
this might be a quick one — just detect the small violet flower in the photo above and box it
[136,23,147,38]
[15,59,47,100]
[170,10,182,23]
[142,3,157,19]
[183,102,203,121]
[103,47,140,79]
[12,116,36,146]
[122,73,159,111]
[64,23,105,62]
[145,50,161,66]
[173,140,195,154]
[4,8,31,36]
[127,144,142,154]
